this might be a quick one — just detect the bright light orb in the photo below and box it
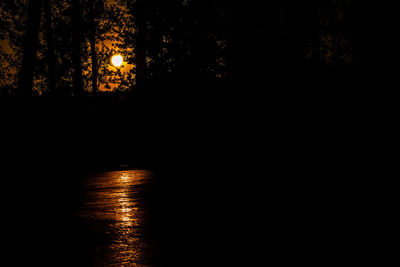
[112,55,123,67]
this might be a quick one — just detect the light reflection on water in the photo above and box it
[77,170,155,266]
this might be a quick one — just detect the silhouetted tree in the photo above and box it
[89,3,99,95]
[72,0,83,96]
[17,0,42,97]
[44,0,56,95]
[130,0,148,96]
[81,0,106,95]
[123,0,233,99]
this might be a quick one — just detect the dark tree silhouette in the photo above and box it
[130,0,148,97]
[84,0,105,95]
[17,0,42,97]
[44,0,56,95]
[71,0,83,96]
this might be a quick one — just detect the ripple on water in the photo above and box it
[76,170,156,266]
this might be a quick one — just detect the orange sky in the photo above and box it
[0,40,11,53]
[0,1,133,93]
[97,37,135,91]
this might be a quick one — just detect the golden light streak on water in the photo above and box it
[77,170,155,266]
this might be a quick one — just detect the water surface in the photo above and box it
[75,170,158,266]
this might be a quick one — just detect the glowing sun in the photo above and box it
[112,54,123,67]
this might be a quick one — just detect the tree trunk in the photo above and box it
[17,0,42,97]
[44,0,56,95]
[72,0,83,96]
[89,2,98,95]
[133,0,148,97]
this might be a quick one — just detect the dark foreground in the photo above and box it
[3,165,367,266]
[1,94,369,265]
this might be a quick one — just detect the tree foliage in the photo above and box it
[1,0,400,97]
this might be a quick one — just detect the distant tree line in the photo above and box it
[1,0,400,97]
